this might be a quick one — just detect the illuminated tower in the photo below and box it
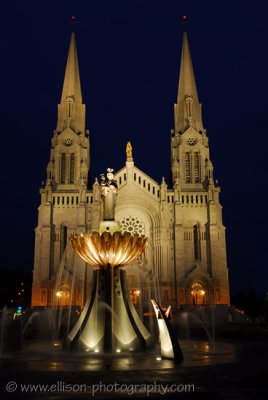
[171,32,230,305]
[31,33,92,307]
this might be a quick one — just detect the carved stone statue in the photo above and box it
[100,168,118,220]
[126,141,132,160]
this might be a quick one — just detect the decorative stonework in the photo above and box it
[64,138,73,146]
[187,137,197,146]
[120,216,145,236]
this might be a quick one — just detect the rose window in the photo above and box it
[120,216,145,236]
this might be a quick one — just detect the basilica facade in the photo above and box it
[31,31,230,309]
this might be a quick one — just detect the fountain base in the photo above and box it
[65,269,151,353]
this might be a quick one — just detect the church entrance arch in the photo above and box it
[191,282,206,305]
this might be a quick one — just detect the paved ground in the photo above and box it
[0,340,268,399]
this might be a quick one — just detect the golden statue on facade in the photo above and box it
[126,141,132,160]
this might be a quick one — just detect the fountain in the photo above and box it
[61,168,183,361]
[65,231,151,352]
[64,168,181,357]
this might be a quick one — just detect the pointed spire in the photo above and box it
[177,32,199,104]
[175,32,204,134]
[60,32,82,103]
[56,32,85,134]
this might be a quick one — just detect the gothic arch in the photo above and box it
[185,219,201,229]
[185,276,213,305]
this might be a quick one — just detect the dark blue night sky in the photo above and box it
[0,0,267,295]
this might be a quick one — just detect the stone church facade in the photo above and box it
[31,31,230,309]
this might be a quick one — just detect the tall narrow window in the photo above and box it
[63,226,68,250]
[193,224,201,260]
[186,96,193,119]
[194,152,200,183]
[185,152,191,183]
[70,153,75,184]
[60,225,68,259]
[61,153,66,184]
[66,97,73,117]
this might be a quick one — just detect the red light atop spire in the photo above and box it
[181,15,188,23]
[70,16,78,24]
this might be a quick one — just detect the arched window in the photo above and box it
[193,152,200,183]
[60,153,66,184]
[70,153,75,184]
[193,224,201,260]
[185,152,191,183]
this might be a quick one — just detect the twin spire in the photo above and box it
[177,33,199,105]
[60,32,82,104]
[175,32,204,134]
[56,32,85,134]
[56,29,203,136]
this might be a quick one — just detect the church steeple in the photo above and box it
[60,32,82,103]
[171,30,214,188]
[174,32,204,134]
[46,32,89,189]
[56,32,85,134]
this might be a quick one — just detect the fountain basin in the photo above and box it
[70,231,147,268]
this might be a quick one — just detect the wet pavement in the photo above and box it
[0,340,268,399]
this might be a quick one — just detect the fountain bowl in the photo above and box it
[70,231,147,268]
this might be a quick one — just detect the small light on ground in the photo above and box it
[156,357,162,361]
